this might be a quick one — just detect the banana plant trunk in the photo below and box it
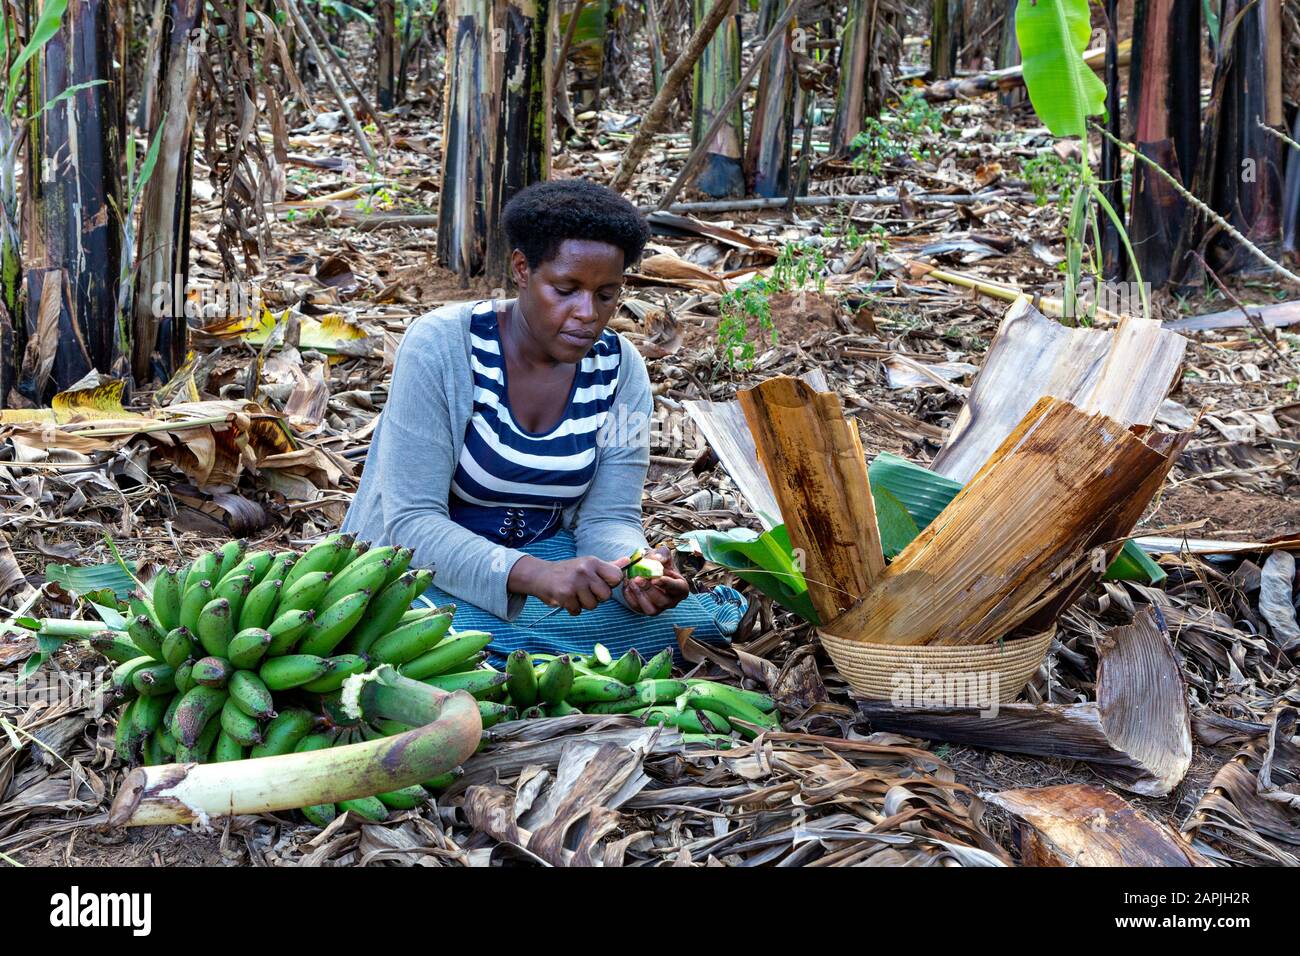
[22,0,126,402]
[131,0,202,386]
[485,0,553,285]
[930,0,955,80]
[0,118,23,404]
[830,0,875,155]
[691,0,744,198]
[439,0,551,283]
[1178,0,1282,280]
[743,0,795,198]
[437,0,492,279]
[377,0,399,109]
[1125,0,1199,288]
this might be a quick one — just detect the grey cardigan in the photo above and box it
[341,298,653,621]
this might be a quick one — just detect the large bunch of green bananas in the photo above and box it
[96,533,474,812]
[396,642,782,748]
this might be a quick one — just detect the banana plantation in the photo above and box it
[0,0,1296,901]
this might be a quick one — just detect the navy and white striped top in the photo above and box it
[448,300,623,546]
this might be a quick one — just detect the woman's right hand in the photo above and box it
[509,555,626,615]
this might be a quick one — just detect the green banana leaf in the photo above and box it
[1015,0,1107,138]
[872,485,920,560]
[45,561,137,600]
[867,452,1165,584]
[678,525,820,624]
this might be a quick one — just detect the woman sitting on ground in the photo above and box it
[342,179,744,661]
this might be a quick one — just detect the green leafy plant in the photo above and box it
[1015,0,1149,324]
[1022,152,1078,209]
[848,91,947,176]
[717,241,829,369]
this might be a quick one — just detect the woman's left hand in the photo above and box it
[619,547,689,616]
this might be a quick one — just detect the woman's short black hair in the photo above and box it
[503,179,651,270]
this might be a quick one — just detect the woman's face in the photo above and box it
[512,239,626,363]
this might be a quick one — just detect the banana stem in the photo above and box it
[108,689,481,827]
[38,619,116,638]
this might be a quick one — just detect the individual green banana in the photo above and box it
[640,648,673,681]
[596,648,643,685]
[590,643,613,667]
[396,628,490,679]
[685,679,777,713]
[213,730,246,763]
[275,570,333,615]
[150,569,182,632]
[223,550,273,588]
[345,572,421,655]
[477,701,517,728]
[266,608,315,656]
[335,538,369,571]
[320,547,396,607]
[411,569,434,594]
[632,679,689,705]
[295,731,337,753]
[90,632,144,664]
[300,803,337,827]
[192,656,232,688]
[176,715,222,763]
[566,675,634,704]
[370,612,454,665]
[296,590,371,657]
[545,699,581,718]
[183,551,219,598]
[518,705,545,720]
[141,729,164,766]
[238,577,282,631]
[228,670,276,720]
[301,654,368,692]
[582,697,651,714]
[196,598,234,658]
[280,534,348,592]
[131,663,176,696]
[505,648,538,708]
[212,574,253,624]
[115,699,137,761]
[125,615,165,661]
[171,685,229,748]
[537,655,575,705]
[161,627,197,668]
[227,628,273,669]
[131,693,169,739]
[111,656,155,699]
[679,685,777,738]
[158,728,177,757]
[440,651,488,675]
[162,692,183,731]
[128,590,166,641]
[636,705,731,734]
[421,769,460,791]
[682,733,734,749]
[220,697,264,746]
[179,580,213,633]
[264,552,297,588]
[383,548,414,588]
[375,785,427,810]
[250,708,314,757]
[421,670,509,699]
[259,654,331,691]
[215,540,246,581]
[338,795,388,822]
[173,660,196,695]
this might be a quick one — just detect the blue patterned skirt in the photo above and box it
[417,530,743,664]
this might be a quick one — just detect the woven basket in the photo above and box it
[818,627,1055,704]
